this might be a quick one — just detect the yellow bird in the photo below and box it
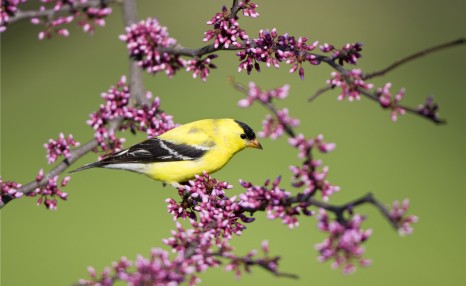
[70,119,262,187]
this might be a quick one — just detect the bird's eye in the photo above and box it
[240,134,247,139]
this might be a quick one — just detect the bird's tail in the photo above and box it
[69,161,104,173]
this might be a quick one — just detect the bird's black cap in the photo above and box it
[234,120,256,140]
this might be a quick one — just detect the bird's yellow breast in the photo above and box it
[145,147,235,183]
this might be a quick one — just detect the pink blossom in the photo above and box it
[237,28,320,79]
[44,133,80,164]
[238,82,290,107]
[185,54,218,81]
[327,69,374,101]
[389,199,418,236]
[376,83,406,122]
[258,108,299,139]
[30,171,70,210]
[203,5,248,49]
[0,177,23,205]
[316,209,372,274]
[120,18,184,77]
[239,177,312,228]
[239,0,259,18]
[0,0,27,33]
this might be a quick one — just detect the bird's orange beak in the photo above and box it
[247,139,263,150]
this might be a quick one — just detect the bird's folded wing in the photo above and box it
[102,138,210,164]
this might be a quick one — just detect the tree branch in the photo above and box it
[364,37,466,80]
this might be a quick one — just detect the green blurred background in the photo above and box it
[1,0,465,285]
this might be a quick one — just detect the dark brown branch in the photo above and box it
[364,38,466,80]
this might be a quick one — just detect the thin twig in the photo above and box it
[364,38,466,80]
[308,86,332,102]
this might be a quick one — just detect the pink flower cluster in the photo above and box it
[327,69,374,101]
[238,82,290,107]
[319,42,363,65]
[44,133,80,164]
[0,177,23,205]
[288,137,340,201]
[287,133,339,200]
[203,5,249,49]
[237,28,320,79]
[0,0,26,32]
[120,18,184,77]
[315,209,372,274]
[389,199,418,236]
[238,0,259,18]
[166,173,251,239]
[289,133,336,159]
[29,0,112,39]
[239,177,313,228]
[29,169,70,209]
[81,247,198,286]
[259,109,299,139]
[87,76,175,155]
[376,83,406,121]
[185,54,218,82]
[81,238,279,285]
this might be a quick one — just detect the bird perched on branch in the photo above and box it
[70,119,262,187]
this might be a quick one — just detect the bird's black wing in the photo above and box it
[102,138,209,164]
[69,138,210,173]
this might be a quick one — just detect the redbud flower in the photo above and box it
[389,199,418,236]
[376,83,406,122]
[238,82,290,107]
[327,69,374,101]
[0,177,23,204]
[239,177,311,228]
[185,54,218,82]
[44,133,80,164]
[316,209,372,274]
[237,28,320,79]
[30,171,71,210]
[129,96,176,138]
[0,0,26,33]
[203,5,248,49]
[332,42,363,65]
[258,108,299,139]
[239,0,259,18]
[288,133,313,159]
[120,18,184,77]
